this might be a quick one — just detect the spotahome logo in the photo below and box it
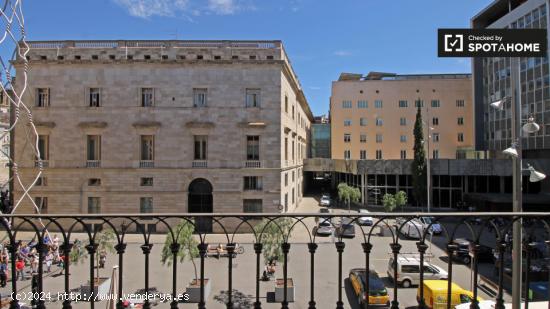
[438,29,547,57]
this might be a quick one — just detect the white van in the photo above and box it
[387,255,448,288]
[396,218,424,239]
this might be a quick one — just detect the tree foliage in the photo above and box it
[254,217,292,264]
[337,183,361,206]
[394,191,408,209]
[382,193,396,212]
[160,220,200,281]
[412,106,427,205]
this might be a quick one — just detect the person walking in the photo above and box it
[15,258,25,281]
[0,259,7,287]
[45,250,53,273]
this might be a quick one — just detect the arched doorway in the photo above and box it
[188,178,213,233]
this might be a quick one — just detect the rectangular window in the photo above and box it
[86,135,101,161]
[357,100,368,108]
[400,135,407,143]
[360,150,367,160]
[243,199,263,213]
[141,88,154,107]
[457,117,464,125]
[400,150,407,159]
[246,88,261,107]
[344,134,351,142]
[284,138,288,161]
[36,88,50,107]
[415,99,424,108]
[376,118,383,126]
[140,197,153,213]
[34,197,48,213]
[376,150,383,160]
[284,173,288,186]
[458,133,464,142]
[36,177,47,186]
[37,135,49,160]
[376,134,383,143]
[433,133,440,142]
[344,119,352,126]
[193,88,207,107]
[140,177,154,186]
[360,118,367,126]
[342,100,352,108]
[292,105,295,119]
[193,135,208,160]
[87,197,101,213]
[88,178,101,186]
[431,100,440,108]
[432,117,439,126]
[246,136,260,160]
[398,100,408,108]
[456,100,465,107]
[285,96,288,113]
[433,149,439,159]
[374,100,383,108]
[400,118,407,126]
[360,134,367,143]
[89,88,100,107]
[344,150,351,159]
[140,135,154,161]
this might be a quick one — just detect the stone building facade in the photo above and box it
[12,40,312,227]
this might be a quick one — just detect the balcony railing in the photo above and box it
[244,160,261,168]
[139,160,154,168]
[192,160,208,168]
[86,160,101,168]
[0,213,547,309]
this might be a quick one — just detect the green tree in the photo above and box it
[254,217,292,264]
[337,182,361,212]
[95,228,115,278]
[412,105,427,206]
[160,220,200,282]
[382,193,397,212]
[394,191,408,212]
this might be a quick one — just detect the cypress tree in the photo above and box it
[411,105,427,206]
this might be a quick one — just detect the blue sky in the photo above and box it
[13,0,491,115]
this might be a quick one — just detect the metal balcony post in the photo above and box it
[335,241,345,309]
[308,242,318,309]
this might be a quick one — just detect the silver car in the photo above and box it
[358,209,374,226]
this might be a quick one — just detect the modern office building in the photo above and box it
[472,0,550,158]
[11,40,312,230]
[330,72,474,161]
[310,115,331,158]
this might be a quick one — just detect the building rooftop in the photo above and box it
[472,0,527,28]
[337,72,472,81]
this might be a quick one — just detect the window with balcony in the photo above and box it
[400,150,407,159]
[88,197,101,213]
[140,135,154,161]
[246,89,261,107]
[374,100,383,108]
[86,135,101,167]
[246,136,260,160]
[193,88,207,107]
[456,99,465,107]
[458,117,464,125]
[360,150,366,160]
[431,100,440,108]
[34,197,48,213]
[344,119,352,126]
[360,134,367,143]
[376,150,383,160]
[243,199,263,213]
[376,134,383,143]
[344,134,351,143]
[244,176,263,190]
[342,100,352,108]
[458,133,464,142]
[141,177,153,186]
[344,150,351,159]
[36,88,50,107]
[432,117,439,126]
[358,100,368,108]
[360,118,367,126]
[141,88,154,107]
[398,100,408,108]
[140,197,153,213]
[193,135,208,160]
[37,135,49,162]
[89,88,101,107]
[400,118,407,126]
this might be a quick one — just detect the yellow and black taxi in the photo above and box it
[349,268,390,307]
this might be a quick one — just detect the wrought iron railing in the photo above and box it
[0,213,548,309]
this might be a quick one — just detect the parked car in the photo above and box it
[319,195,331,207]
[387,254,447,288]
[396,218,423,239]
[349,268,390,307]
[417,280,479,309]
[336,217,356,238]
[314,209,334,237]
[452,238,494,265]
[418,217,442,235]
[358,209,374,226]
